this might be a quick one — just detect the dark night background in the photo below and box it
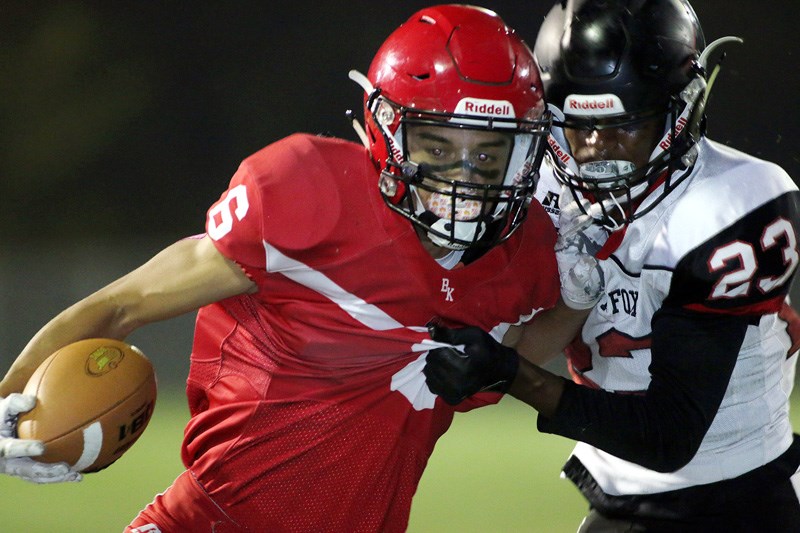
[0,1,798,379]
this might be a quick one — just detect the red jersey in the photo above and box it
[182,134,558,531]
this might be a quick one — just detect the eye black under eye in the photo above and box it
[620,124,645,133]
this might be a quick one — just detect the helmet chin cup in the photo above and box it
[425,215,486,251]
[578,160,636,182]
[413,187,487,250]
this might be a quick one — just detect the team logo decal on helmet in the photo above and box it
[349,5,551,250]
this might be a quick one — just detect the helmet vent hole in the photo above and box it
[411,73,431,81]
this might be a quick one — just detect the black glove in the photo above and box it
[424,326,520,405]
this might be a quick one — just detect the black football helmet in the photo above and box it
[535,0,739,228]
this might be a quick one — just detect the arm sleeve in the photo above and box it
[537,306,749,472]
[206,161,267,271]
[664,191,800,314]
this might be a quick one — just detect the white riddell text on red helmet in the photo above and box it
[455,98,515,118]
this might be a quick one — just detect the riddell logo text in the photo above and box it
[567,97,616,111]
[463,101,512,116]
[548,136,571,164]
[563,94,625,116]
[658,116,689,151]
[386,137,403,162]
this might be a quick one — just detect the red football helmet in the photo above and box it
[351,5,550,251]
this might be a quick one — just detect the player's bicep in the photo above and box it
[99,235,255,326]
[2,236,256,394]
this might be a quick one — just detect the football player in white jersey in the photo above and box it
[424,0,800,531]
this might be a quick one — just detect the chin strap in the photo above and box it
[347,111,370,150]
[414,188,487,250]
[348,68,373,94]
[682,36,744,158]
[347,70,373,149]
[699,36,744,75]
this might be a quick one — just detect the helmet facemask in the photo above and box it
[350,4,551,253]
[368,92,550,250]
[548,75,708,231]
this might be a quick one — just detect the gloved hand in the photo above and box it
[556,188,607,310]
[556,189,608,246]
[424,326,519,405]
[0,394,81,483]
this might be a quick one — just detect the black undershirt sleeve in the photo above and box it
[537,306,750,472]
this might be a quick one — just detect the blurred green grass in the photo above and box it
[1,390,798,532]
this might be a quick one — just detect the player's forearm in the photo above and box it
[507,357,567,418]
[536,308,748,473]
[514,298,589,365]
[0,294,134,396]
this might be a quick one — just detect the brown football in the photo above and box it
[17,338,157,473]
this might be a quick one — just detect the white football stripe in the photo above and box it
[390,353,437,411]
[260,243,526,412]
[72,422,102,472]
[264,240,404,331]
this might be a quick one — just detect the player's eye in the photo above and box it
[474,151,503,168]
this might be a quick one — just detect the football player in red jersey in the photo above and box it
[424,0,800,531]
[0,5,602,531]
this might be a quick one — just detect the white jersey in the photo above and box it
[536,138,800,495]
